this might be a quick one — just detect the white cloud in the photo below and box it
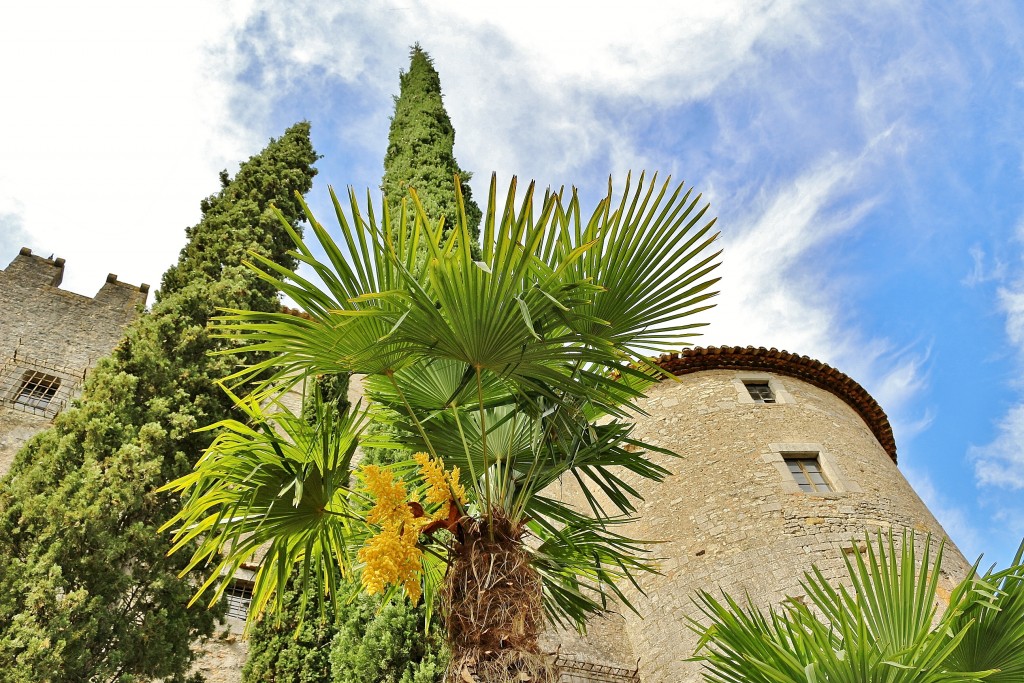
[971,233,1024,491]
[962,244,1006,286]
[0,1,253,296]
[972,404,1024,491]
[967,209,1024,540]
[212,0,826,198]
[700,152,871,355]
[998,286,1024,349]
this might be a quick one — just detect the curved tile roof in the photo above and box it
[654,346,897,463]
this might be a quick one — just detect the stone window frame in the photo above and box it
[763,442,861,495]
[733,372,795,405]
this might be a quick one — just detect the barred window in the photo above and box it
[225,578,254,620]
[15,371,61,410]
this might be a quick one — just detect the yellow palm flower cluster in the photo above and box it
[356,455,468,604]
[357,465,426,602]
[414,451,467,522]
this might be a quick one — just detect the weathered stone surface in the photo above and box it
[187,620,248,683]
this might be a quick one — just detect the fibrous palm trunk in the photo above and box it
[443,514,557,683]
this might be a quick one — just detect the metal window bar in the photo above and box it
[0,356,81,419]
[553,654,641,683]
[745,381,775,403]
[15,371,61,410]
[224,579,254,620]
[786,456,832,493]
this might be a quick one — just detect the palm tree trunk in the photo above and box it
[443,514,557,683]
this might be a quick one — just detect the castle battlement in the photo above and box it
[4,247,150,304]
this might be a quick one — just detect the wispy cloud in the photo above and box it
[215,1,826,191]
[971,405,1024,490]
[969,208,1024,544]
[998,286,1024,350]
[962,244,1007,286]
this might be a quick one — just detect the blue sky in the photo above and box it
[3,1,1024,567]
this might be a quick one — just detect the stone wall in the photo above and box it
[545,362,972,682]
[0,247,148,472]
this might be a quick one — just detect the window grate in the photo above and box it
[14,371,61,411]
[745,382,775,403]
[553,654,640,683]
[224,578,254,620]
[0,357,80,419]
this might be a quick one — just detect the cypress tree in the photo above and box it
[370,43,481,470]
[382,43,481,249]
[242,579,337,683]
[0,123,319,682]
[241,45,469,682]
[329,43,461,682]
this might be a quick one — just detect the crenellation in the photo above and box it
[4,247,66,286]
[95,273,151,309]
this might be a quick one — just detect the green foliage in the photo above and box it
[382,44,481,252]
[162,170,721,632]
[690,530,1024,683]
[303,374,352,426]
[330,595,447,683]
[0,123,318,682]
[242,579,337,683]
[242,580,445,683]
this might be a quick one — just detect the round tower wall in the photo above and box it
[553,367,972,682]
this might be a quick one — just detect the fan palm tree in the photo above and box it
[162,173,721,682]
[689,530,1024,683]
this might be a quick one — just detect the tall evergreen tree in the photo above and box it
[371,44,480,471]
[241,46,468,683]
[332,43,462,681]
[0,123,319,682]
[382,44,481,249]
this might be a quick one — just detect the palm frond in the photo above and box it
[159,390,367,626]
[167,173,722,631]
[946,539,1024,682]
[689,530,1011,683]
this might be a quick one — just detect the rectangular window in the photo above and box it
[224,578,254,620]
[14,371,61,410]
[745,381,775,403]
[786,455,832,493]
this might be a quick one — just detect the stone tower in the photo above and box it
[0,247,148,473]
[547,345,972,682]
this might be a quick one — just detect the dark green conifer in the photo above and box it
[0,123,319,682]
[382,44,481,248]
[242,46,467,683]
[242,579,336,683]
